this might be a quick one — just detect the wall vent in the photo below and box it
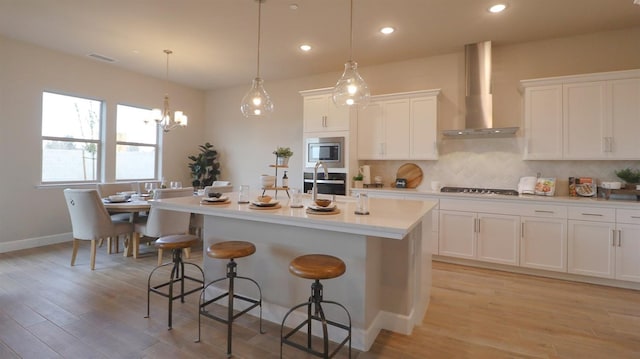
[87,53,116,63]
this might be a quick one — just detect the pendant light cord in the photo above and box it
[256,0,262,78]
[349,0,353,61]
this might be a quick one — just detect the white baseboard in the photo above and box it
[0,233,70,253]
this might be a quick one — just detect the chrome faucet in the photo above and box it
[312,161,328,202]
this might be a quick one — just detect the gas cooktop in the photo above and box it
[440,186,519,196]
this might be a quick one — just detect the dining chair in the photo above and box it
[133,187,195,264]
[63,189,134,270]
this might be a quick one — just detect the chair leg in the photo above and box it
[183,247,191,259]
[133,233,141,259]
[71,239,80,266]
[90,239,97,270]
[157,248,164,266]
[107,237,113,254]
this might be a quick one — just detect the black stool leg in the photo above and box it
[227,259,237,356]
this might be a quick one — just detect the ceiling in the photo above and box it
[1,0,639,91]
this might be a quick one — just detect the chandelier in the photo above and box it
[152,49,188,132]
[240,0,274,118]
[332,0,370,108]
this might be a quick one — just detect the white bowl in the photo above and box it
[601,181,622,189]
[260,175,276,188]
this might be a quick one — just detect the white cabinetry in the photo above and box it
[521,69,640,160]
[568,206,616,279]
[357,90,439,160]
[614,209,640,283]
[439,199,520,265]
[520,205,567,272]
[300,88,351,133]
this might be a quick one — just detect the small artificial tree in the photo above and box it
[188,142,220,188]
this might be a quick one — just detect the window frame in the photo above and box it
[114,103,161,181]
[41,91,104,185]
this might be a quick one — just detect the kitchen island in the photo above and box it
[152,193,436,351]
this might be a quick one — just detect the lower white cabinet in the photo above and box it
[567,206,640,283]
[520,217,567,272]
[568,219,616,278]
[439,209,520,266]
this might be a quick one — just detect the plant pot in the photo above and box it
[276,156,289,166]
[354,180,363,188]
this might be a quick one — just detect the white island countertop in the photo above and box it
[152,193,436,240]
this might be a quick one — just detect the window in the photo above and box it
[41,92,102,183]
[115,104,159,180]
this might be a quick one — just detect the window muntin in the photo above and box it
[115,104,159,180]
[41,92,102,183]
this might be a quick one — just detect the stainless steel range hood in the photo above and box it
[442,41,518,137]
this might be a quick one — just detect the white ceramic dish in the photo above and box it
[202,196,229,202]
[251,200,279,207]
[108,194,127,202]
[308,203,337,212]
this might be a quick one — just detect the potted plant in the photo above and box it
[188,142,221,189]
[353,173,364,188]
[273,146,293,166]
[615,168,640,188]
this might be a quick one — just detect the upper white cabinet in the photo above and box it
[522,69,640,160]
[357,90,440,160]
[300,88,351,133]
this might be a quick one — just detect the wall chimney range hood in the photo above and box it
[442,41,518,137]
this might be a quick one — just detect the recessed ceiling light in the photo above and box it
[289,3,299,11]
[380,27,395,35]
[489,4,507,13]
[299,44,311,52]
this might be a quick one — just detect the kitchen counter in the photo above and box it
[152,193,437,351]
[352,187,640,209]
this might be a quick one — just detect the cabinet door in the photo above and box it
[382,99,411,159]
[410,96,438,160]
[609,78,640,159]
[476,213,520,265]
[303,95,327,132]
[438,210,476,259]
[357,102,383,159]
[520,217,567,272]
[567,220,615,278]
[563,82,607,159]
[325,96,350,131]
[615,223,640,282]
[523,85,563,160]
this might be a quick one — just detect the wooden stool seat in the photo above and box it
[289,254,346,280]
[154,234,199,250]
[207,240,256,259]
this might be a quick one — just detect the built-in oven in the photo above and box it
[303,172,347,196]
[304,136,344,169]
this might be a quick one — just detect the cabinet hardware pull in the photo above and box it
[473,218,477,233]
[477,218,481,233]
[618,230,622,247]
[612,229,616,247]
[631,216,640,219]
[534,210,554,214]
[521,222,524,238]
[581,213,603,216]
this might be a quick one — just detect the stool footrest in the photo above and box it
[150,275,204,300]
[200,293,260,324]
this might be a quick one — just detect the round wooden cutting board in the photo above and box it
[396,163,423,188]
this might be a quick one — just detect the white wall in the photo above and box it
[0,36,206,250]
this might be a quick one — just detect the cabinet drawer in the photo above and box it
[568,206,615,222]
[519,204,567,219]
[616,209,640,224]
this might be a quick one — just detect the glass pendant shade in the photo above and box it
[332,60,370,107]
[241,77,273,118]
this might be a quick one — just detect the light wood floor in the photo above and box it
[1,242,640,359]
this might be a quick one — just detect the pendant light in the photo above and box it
[241,0,274,118]
[152,49,188,132]
[332,0,370,108]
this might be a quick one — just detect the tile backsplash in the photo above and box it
[361,137,639,195]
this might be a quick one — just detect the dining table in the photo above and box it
[102,197,151,257]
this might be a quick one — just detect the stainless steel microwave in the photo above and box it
[305,136,344,168]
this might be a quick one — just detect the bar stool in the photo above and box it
[197,240,264,357]
[145,234,204,329]
[280,254,352,359]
